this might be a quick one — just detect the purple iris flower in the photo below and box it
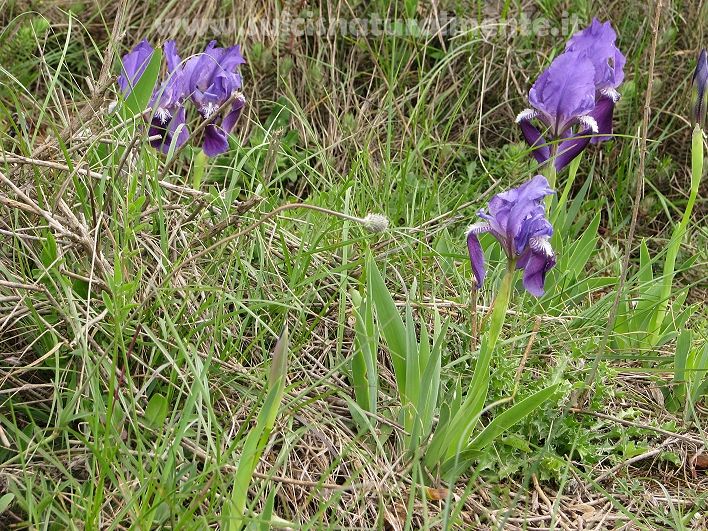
[117,40,189,154]
[516,19,625,170]
[117,39,154,95]
[466,175,556,297]
[565,18,626,142]
[516,52,599,171]
[148,41,189,154]
[183,41,247,156]
[692,48,708,128]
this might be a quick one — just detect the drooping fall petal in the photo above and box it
[554,132,592,170]
[518,246,556,297]
[517,118,551,164]
[587,95,616,143]
[466,224,490,289]
[203,123,229,156]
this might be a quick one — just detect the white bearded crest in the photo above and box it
[600,87,621,102]
[577,115,599,133]
[155,107,172,125]
[515,108,538,123]
[529,236,554,258]
[201,102,219,119]
[466,222,491,236]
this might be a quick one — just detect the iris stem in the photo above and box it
[487,260,516,351]
[442,261,516,465]
[543,144,558,208]
[551,155,582,226]
[648,124,704,343]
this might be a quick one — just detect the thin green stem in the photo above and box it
[545,144,558,186]
[648,125,704,343]
[544,144,558,213]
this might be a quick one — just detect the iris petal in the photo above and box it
[516,20,625,170]
[504,176,555,238]
[469,176,556,297]
[149,107,189,154]
[164,40,182,73]
[117,40,154,95]
[466,228,488,289]
[183,41,246,157]
[518,119,551,164]
[517,240,555,297]
[565,18,626,91]
[520,251,551,297]
[692,49,708,127]
[222,95,246,133]
[528,52,597,136]
[587,96,615,144]
[554,132,592,170]
[203,124,229,156]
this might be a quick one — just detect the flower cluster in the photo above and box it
[117,39,246,156]
[466,175,556,297]
[516,19,626,170]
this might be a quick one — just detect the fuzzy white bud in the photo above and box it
[361,213,389,233]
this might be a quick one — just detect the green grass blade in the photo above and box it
[441,267,515,461]
[351,289,378,414]
[418,317,446,441]
[119,48,162,120]
[688,343,708,407]
[227,325,289,530]
[368,256,408,398]
[648,125,704,345]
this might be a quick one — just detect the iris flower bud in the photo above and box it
[692,49,708,129]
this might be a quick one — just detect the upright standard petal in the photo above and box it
[565,18,626,91]
[207,43,246,74]
[164,40,182,73]
[528,52,597,135]
[692,48,708,128]
[508,174,555,203]
[117,39,154,95]
[503,175,555,240]
[185,41,245,97]
[150,41,186,113]
[512,206,554,256]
